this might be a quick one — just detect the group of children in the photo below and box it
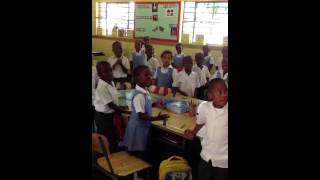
[92,39,228,180]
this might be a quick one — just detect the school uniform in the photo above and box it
[203,53,215,70]
[146,56,160,76]
[107,55,130,83]
[92,66,99,132]
[132,50,147,70]
[172,69,200,97]
[94,79,120,152]
[173,52,185,69]
[192,65,211,100]
[196,101,228,180]
[153,65,174,88]
[211,69,228,87]
[123,85,152,152]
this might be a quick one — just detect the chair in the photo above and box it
[92,133,151,180]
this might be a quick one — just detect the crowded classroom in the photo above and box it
[92,1,228,180]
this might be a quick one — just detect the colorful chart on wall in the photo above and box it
[134,2,181,43]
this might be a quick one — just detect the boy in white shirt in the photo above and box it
[145,44,160,76]
[107,41,130,85]
[172,56,200,97]
[192,52,211,100]
[94,61,130,152]
[184,78,228,180]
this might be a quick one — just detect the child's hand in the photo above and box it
[157,114,169,120]
[184,129,195,140]
[116,59,122,65]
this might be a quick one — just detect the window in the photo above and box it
[96,2,135,36]
[182,2,228,45]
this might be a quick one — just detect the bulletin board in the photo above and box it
[134,2,181,43]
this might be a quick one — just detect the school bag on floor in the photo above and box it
[159,156,192,180]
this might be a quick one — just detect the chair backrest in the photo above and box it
[92,133,115,174]
[92,133,110,155]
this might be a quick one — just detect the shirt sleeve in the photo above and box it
[122,57,131,70]
[196,102,207,125]
[205,67,211,79]
[132,94,146,113]
[194,73,201,88]
[209,56,215,65]
[96,85,113,106]
[172,71,180,87]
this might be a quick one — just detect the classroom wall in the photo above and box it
[92,0,227,66]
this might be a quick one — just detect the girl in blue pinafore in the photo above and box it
[132,40,147,70]
[154,50,174,88]
[123,65,169,159]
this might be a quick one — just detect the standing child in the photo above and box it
[172,43,185,71]
[172,56,200,97]
[107,41,130,85]
[184,78,228,180]
[192,52,211,100]
[202,45,217,73]
[123,65,169,159]
[132,40,147,70]
[94,61,130,153]
[145,44,160,76]
[153,50,174,88]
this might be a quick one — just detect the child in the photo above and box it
[107,41,130,84]
[132,40,147,70]
[172,56,200,97]
[172,43,185,71]
[212,56,228,87]
[123,65,169,159]
[153,50,174,88]
[145,44,160,76]
[94,61,130,153]
[202,45,217,73]
[192,52,211,100]
[184,78,228,180]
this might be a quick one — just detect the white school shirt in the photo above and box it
[92,66,99,104]
[146,57,160,76]
[107,55,130,78]
[153,65,173,79]
[172,70,200,97]
[196,101,228,168]
[132,84,151,113]
[203,53,215,65]
[94,79,120,114]
[211,69,228,87]
[192,65,211,87]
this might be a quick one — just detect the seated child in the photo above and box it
[172,56,200,97]
[94,61,130,153]
[192,52,211,100]
[107,41,131,85]
[184,78,228,180]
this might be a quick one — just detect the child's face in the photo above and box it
[162,53,172,67]
[183,58,193,73]
[176,44,182,54]
[208,82,228,108]
[195,54,204,67]
[222,57,228,73]
[146,45,154,58]
[113,43,123,58]
[98,63,113,82]
[135,41,141,52]
[203,46,209,55]
[138,68,152,87]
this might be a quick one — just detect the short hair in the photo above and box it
[161,50,173,58]
[195,52,204,59]
[207,78,227,91]
[112,41,121,49]
[133,65,150,80]
[96,61,110,73]
[176,43,183,48]
[182,55,192,63]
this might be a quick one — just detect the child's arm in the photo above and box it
[108,102,131,114]
[193,88,198,98]
[138,112,169,121]
[173,87,188,97]
[184,123,204,140]
[208,64,214,72]
[116,59,129,74]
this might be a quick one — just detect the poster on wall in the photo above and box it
[134,2,181,43]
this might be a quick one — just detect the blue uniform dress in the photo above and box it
[173,53,184,68]
[123,90,152,151]
[156,67,173,88]
[132,51,147,70]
